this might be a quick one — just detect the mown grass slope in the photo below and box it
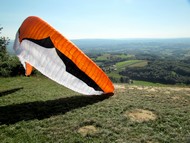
[0,77,190,143]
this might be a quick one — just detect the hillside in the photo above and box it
[0,76,190,142]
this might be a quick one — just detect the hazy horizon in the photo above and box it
[8,37,190,41]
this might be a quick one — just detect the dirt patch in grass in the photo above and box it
[78,125,98,137]
[168,87,190,91]
[114,84,126,90]
[147,88,157,92]
[171,95,184,100]
[114,84,126,94]
[125,109,157,123]
[127,86,157,91]
[163,90,171,95]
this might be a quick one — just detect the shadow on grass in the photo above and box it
[0,94,112,125]
[0,87,23,97]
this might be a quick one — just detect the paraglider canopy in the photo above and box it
[13,16,114,95]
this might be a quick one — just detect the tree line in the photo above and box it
[119,60,190,84]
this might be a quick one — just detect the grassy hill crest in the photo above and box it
[0,76,190,142]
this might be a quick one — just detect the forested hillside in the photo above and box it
[119,60,190,84]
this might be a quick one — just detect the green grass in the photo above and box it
[108,71,122,79]
[116,60,147,71]
[96,54,134,62]
[96,54,111,61]
[0,76,190,143]
[114,54,134,60]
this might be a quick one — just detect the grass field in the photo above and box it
[0,76,190,143]
[96,54,133,62]
[116,60,148,71]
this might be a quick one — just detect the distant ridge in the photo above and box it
[7,38,190,55]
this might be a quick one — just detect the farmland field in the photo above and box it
[0,76,190,143]
[115,60,148,70]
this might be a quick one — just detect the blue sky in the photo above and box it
[1,0,190,40]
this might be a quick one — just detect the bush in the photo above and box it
[0,27,26,77]
[0,56,25,77]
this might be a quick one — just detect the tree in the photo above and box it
[0,27,10,61]
[0,27,24,76]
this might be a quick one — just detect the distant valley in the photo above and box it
[8,38,190,60]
